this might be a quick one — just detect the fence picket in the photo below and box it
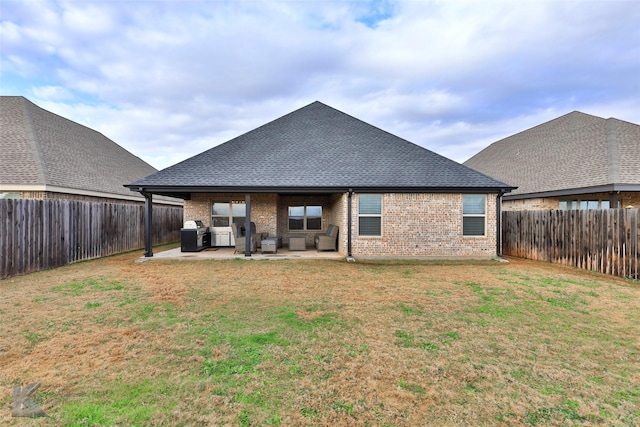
[1,199,182,279]
[503,208,639,279]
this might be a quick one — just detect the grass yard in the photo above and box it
[1,245,639,426]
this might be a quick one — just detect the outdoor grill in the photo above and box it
[180,220,210,252]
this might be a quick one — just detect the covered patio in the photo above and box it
[142,245,344,261]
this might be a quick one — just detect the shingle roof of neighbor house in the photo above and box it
[128,101,514,197]
[0,96,178,203]
[464,111,640,199]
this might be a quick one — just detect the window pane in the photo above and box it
[587,201,598,210]
[359,195,381,214]
[559,201,568,210]
[601,200,610,209]
[463,217,485,236]
[289,218,304,230]
[307,206,322,217]
[288,206,303,230]
[212,203,230,216]
[289,206,304,217]
[359,217,381,236]
[463,195,485,214]
[307,217,322,230]
[232,203,246,216]
[307,206,322,230]
[212,217,229,227]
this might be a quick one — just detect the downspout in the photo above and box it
[143,192,153,257]
[245,193,252,257]
[496,191,504,257]
[347,189,353,257]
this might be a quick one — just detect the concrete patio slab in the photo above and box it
[140,246,344,261]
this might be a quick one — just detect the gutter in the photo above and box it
[125,184,516,196]
[347,189,353,258]
[496,190,506,257]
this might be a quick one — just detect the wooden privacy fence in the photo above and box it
[502,208,639,279]
[1,199,183,279]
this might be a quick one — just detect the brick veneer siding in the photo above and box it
[277,195,336,248]
[502,191,640,211]
[502,198,558,211]
[350,193,498,258]
[184,192,498,258]
[17,191,146,205]
[185,193,278,237]
[623,192,640,208]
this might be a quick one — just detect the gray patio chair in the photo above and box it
[314,224,338,251]
[231,223,256,254]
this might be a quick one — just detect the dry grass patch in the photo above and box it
[1,248,639,426]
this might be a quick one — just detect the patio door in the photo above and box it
[211,201,246,246]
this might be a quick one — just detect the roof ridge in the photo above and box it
[465,111,605,164]
[306,101,470,167]
[606,119,620,184]
[605,116,640,127]
[19,97,49,185]
[129,101,514,191]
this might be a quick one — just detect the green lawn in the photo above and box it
[1,249,639,426]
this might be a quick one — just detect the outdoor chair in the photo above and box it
[314,224,339,251]
[231,223,257,254]
[246,222,268,247]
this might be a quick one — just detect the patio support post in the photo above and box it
[245,193,252,257]
[143,192,153,257]
[347,189,353,257]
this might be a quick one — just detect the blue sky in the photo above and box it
[2,0,639,169]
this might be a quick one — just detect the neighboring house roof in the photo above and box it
[464,111,640,200]
[0,96,180,204]
[128,101,514,197]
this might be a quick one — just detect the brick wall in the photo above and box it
[20,191,145,205]
[503,191,640,210]
[502,197,558,211]
[621,192,640,208]
[330,193,348,254]
[185,193,278,236]
[350,193,498,258]
[184,192,499,258]
[277,195,335,247]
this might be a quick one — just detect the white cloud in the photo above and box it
[1,0,638,169]
[61,2,116,35]
[31,85,74,100]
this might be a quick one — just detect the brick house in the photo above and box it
[0,96,180,206]
[465,111,640,211]
[128,102,514,258]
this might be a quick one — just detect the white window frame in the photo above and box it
[559,199,612,210]
[288,205,322,231]
[358,194,382,237]
[462,194,486,237]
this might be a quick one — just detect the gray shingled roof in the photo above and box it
[129,101,513,195]
[0,96,165,201]
[464,111,640,198]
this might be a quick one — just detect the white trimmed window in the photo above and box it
[559,199,611,210]
[211,201,246,227]
[463,194,486,236]
[288,205,322,230]
[358,194,382,236]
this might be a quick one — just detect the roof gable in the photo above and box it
[464,111,640,196]
[131,101,512,193]
[0,96,161,200]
